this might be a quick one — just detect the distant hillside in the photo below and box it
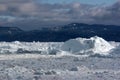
[0,27,23,34]
[0,27,23,41]
[0,23,120,42]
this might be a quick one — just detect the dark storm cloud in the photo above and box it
[0,0,120,30]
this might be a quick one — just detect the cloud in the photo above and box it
[0,0,120,30]
[89,1,120,25]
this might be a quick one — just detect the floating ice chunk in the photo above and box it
[61,36,114,55]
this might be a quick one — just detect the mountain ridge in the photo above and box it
[0,23,120,42]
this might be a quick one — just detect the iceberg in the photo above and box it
[0,36,116,56]
[61,36,114,55]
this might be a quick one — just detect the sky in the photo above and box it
[41,0,117,5]
[0,0,120,30]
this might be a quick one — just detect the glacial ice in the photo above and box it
[0,36,119,80]
[61,36,114,55]
[0,36,117,55]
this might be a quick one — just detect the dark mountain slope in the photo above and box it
[0,23,120,42]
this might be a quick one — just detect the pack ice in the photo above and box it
[61,36,114,55]
[0,36,119,80]
[0,36,114,55]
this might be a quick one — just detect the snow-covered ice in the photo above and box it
[0,41,63,54]
[0,36,120,80]
[61,36,114,55]
[0,36,115,56]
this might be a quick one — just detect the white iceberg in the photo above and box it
[0,36,116,55]
[61,36,114,55]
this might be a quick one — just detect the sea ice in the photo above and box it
[61,36,114,55]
